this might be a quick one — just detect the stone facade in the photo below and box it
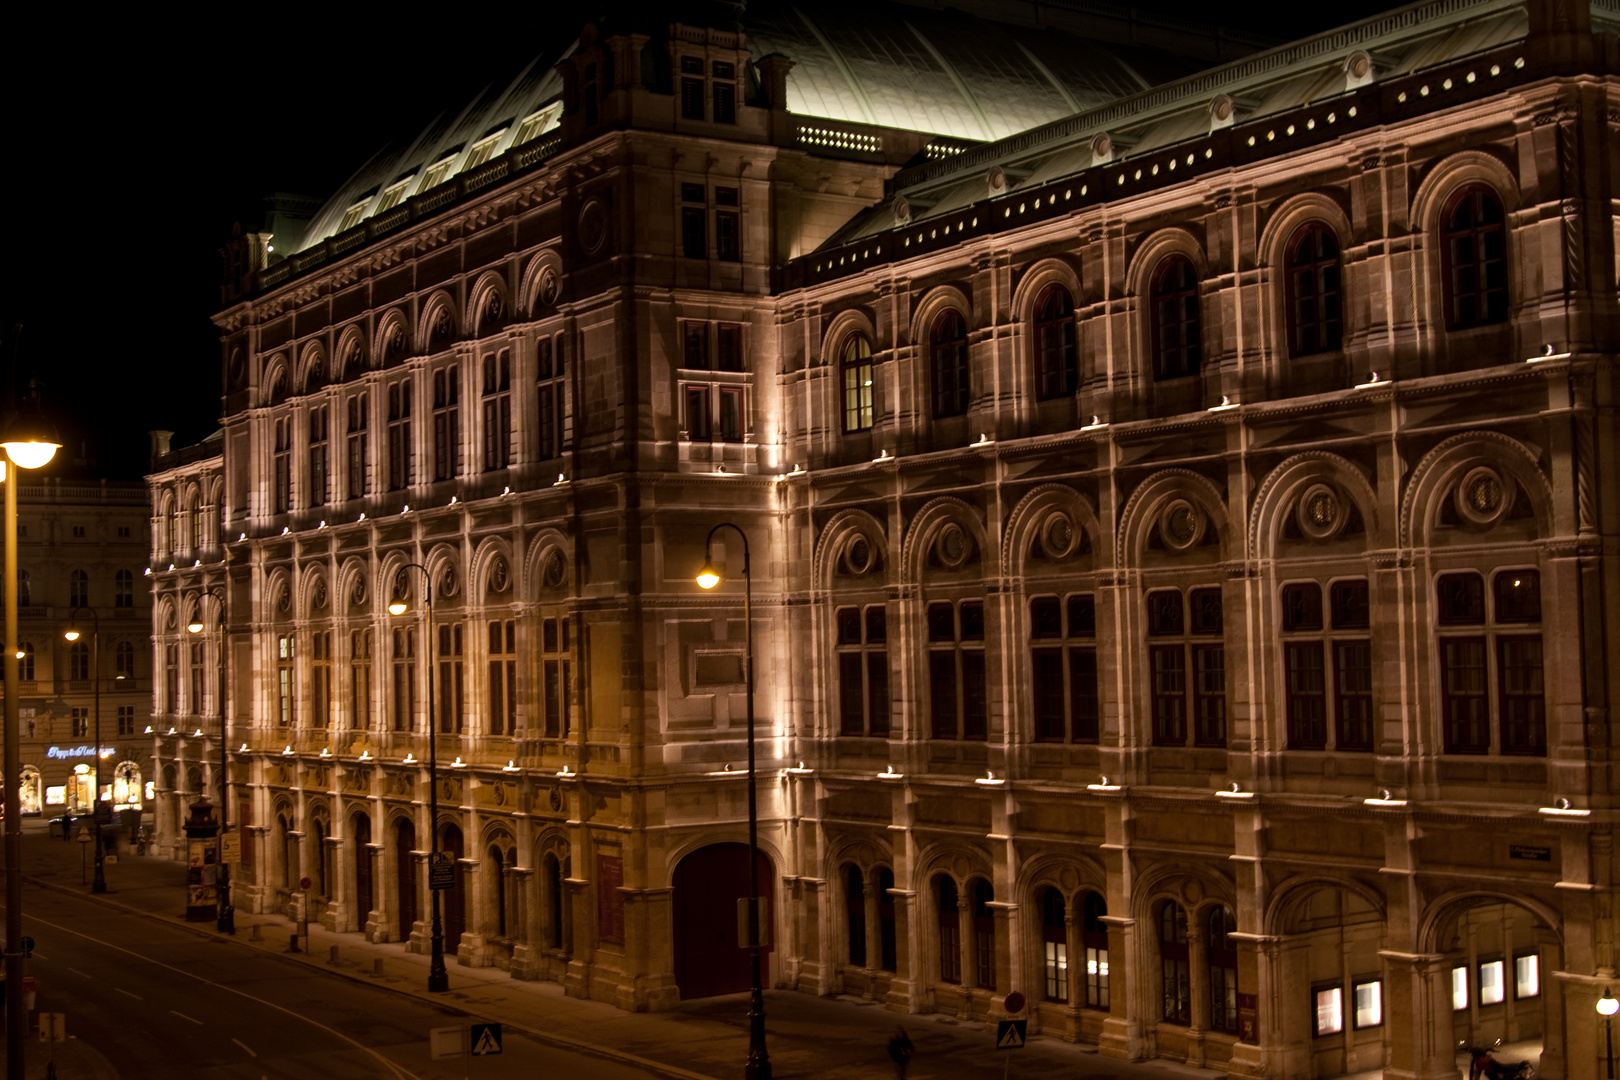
[148,2,1620,1076]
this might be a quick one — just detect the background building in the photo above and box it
[148,1,1619,1076]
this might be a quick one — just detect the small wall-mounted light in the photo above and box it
[402,752,416,764]
[554,473,569,486]
[401,505,411,514]
[1527,345,1571,364]
[975,770,1006,786]
[143,726,154,734]
[557,764,575,778]
[787,464,805,477]
[449,757,466,768]
[784,762,812,775]
[1354,371,1389,390]
[281,526,289,535]
[318,747,331,758]
[1208,395,1240,412]
[873,449,893,464]
[193,728,205,738]
[500,486,512,496]
[1364,788,1408,807]
[281,745,294,756]
[1080,415,1109,432]
[1086,775,1121,792]
[502,760,521,773]
[317,521,327,529]
[1215,782,1254,800]
[971,433,994,447]
[1540,797,1591,818]
[167,727,177,736]
[357,513,365,522]
[238,743,250,753]
[238,532,247,541]
[144,567,152,576]
[358,750,371,761]
[877,765,903,780]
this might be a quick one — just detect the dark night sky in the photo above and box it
[0,2,1390,481]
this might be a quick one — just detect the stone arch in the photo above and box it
[1002,483,1102,576]
[1257,190,1353,273]
[519,248,565,317]
[812,508,889,591]
[1116,468,1230,567]
[469,271,510,338]
[663,830,787,886]
[1399,431,1553,547]
[297,563,331,620]
[671,840,778,998]
[335,324,367,379]
[262,354,291,407]
[524,528,571,598]
[422,543,463,607]
[821,308,878,368]
[1011,257,1083,328]
[1125,226,1208,299]
[908,284,974,346]
[1264,873,1387,936]
[469,537,516,605]
[263,567,296,620]
[913,839,994,894]
[418,291,461,353]
[1249,451,1380,558]
[1015,850,1107,900]
[375,309,411,367]
[337,556,371,615]
[1410,147,1520,235]
[1418,889,1563,956]
[298,341,330,395]
[900,496,992,584]
[825,835,893,877]
[1132,860,1236,923]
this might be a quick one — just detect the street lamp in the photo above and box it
[696,523,771,1080]
[63,606,105,894]
[388,563,448,993]
[2,409,59,1080]
[1599,987,1617,1079]
[187,586,233,933]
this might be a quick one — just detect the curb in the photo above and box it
[25,872,721,1080]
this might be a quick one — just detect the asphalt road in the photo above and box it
[1,881,652,1079]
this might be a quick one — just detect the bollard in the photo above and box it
[287,933,300,954]
[328,946,340,965]
[372,959,384,977]
[249,924,261,942]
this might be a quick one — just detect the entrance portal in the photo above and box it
[673,843,773,999]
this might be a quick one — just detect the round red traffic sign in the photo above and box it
[1003,991,1026,1014]
[299,876,312,891]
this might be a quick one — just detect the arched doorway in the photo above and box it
[672,843,773,999]
[1432,896,1558,1078]
[394,818,416,943]
[1270,883,1388,1078]
[441,823,466,954]
[352,812,373,930]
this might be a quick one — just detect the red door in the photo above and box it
[441,824,466,952]
[395,819,416,942]
[353,812,373,926]
[673,843,773,999]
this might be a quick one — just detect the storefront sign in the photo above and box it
[45,746,112,760]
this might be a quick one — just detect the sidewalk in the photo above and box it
[15,823,1231,1080]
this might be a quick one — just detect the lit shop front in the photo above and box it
[25,747,147,816]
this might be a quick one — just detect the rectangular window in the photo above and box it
[1478,959,1505,1006]
[1314,986,1344,1036]
[679,57,705,120]
[682,207,706,259]
[715,189,740,262]
[276,633,296,728]
[308,404,329,507]
[488,619,517,736]
[376,177,414,213]
[541,616,571,739]
[1441,637,1489,752]
[437,624,465,733]
[71,708,88,739]
[417,154,457,193]
[1498,635,1545,753]
[387,381,413,490]
[1353,978,1382,1029]
[717,323,743,371]
[596,854,625,943]
[463,130,506,171]
[391,628,416,732]
[432,365,460,482]
[1193,644,1226,746]
[536,336,564,461]
[1151,645,1186,745]
[188,641,203,711]
[836,605,889,737]
[350,629,372,732]
[718,387,743,442]
[1285,641,1327,748]
[346,394,369,498]
[117,705,135,737]
[1514,953,1540,999]
[685,385,711,441]
[1452,965,1469,1011]
[310,630,331,730]
[481,351,512,472]
[683,322,708,369]
[1334,639,1374,749]
[929,600,986,740]
[1029,595,1098,743]
[272,418,291,514]
[1045,941,1068,1002]
[712,76,736,124]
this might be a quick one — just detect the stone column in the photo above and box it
[1185,923,1208,1066]
[885,888,917,1013]
[1535,933,1565,1079]
[864,878,882,997]
[957,892,976,1018]
[1098,914,1135,1058]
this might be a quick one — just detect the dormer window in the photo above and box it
[680,57,705,120]
[375,175,416,214]
[338,197,371,232]
[463,127,509,171]
[583,62,599,127]
[418,152,459,194]
[712,61,736,124]
[513,107,556,146]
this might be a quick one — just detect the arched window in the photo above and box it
[69,569,89,608]
[877,866,897,972]
[1286,224,1342,356]
[936,875,961,983]
[19,765,41,815]
[1040,887,1068,1002]
[1208,904,1239,1033]
[278,813,294,890]
[1441,185,1508,329]
[1158,900,1190,1024]
[1150,256,1201,380]
[114,569,134,608]
[841,334,874,432]
[1082,891,1110,1008]
[971,878,996,989]
[1033,285,1077,399]
[114,762,142,808]
[17,642,33,682]
[929,310,969,418]
[845,864,867,966]
[313,817,330,897]
[489,846,508,937]
[543,852,567,949]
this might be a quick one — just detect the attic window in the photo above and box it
[418,153,460,193]
[375,176,416,214]
[513,108,555,146]
[464,129,509,171]
[338,198,371,232]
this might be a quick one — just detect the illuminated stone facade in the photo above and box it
[148,2,1620,1076]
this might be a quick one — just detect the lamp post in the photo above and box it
[1599,987,1617,1079]
[388,562,447,993]
[696,523,770,1080]
[63,606,104,894]
[188,586,233,933]
[3,413,60,1080]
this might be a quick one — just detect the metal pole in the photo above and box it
[1607,1014,1614,1080]
[413,565,447,993]
[5,459,26,1080]
[215,589,233,934]
[91,613,104,893]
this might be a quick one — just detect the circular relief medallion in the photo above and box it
[1455,465,1513,527]
[548,786,564,812]
[538,267,560,308]
[228,351,247,387]
[543,549,566,588]
[578,200,607,255]
[936,522,972,570]
[844,535,874,575]
[276,581,292,613]
[350,576,367,609]
[438,564,459,598]
[489,557,510,594]
[1158,498,1204,553]
[1296,483,1343,542]
[312,578,328,610]
[483,292,504,327]
[1040,512,1078,559]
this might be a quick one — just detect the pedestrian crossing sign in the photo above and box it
[470,1023,503,1056]
[996,1019,1027,1049]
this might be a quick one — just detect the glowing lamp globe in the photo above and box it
[1599,990,1618,1017]
[388,600,409,616]
[696,563,721,590]
[63,629,80,642]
